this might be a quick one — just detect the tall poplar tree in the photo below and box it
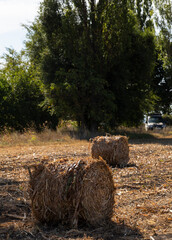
[24,0,156,129]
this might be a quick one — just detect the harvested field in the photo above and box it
[0,136,172,240]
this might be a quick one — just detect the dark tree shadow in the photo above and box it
[129,137,172,146]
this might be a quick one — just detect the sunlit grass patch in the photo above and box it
[0,127,71,147]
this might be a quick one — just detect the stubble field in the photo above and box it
[0,131,172,240]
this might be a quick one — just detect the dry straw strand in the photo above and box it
[28,157,115,227]
[91,135,129,166]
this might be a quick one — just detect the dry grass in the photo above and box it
[0,128,71,147]
[0,129,172,239]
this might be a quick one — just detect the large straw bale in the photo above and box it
[91,135,129,166]
[28,157,115,227]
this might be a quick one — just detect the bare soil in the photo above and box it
[0,137,172,240]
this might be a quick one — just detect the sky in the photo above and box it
[0,0,42,58]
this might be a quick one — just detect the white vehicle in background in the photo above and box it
[145,113,166,131]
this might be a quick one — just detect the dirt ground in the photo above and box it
[0,137,172,240]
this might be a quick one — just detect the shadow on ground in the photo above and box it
[67,129,172,146]
[0,177,143,240]
[129,137,172,145]
[0,220,144,240]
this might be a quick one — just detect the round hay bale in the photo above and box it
[91,135,129,166]
[28,157,115,227]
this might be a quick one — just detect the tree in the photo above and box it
[24,0,156,130]
[152,46,172,115]
[0,76,12,130]
[25,0,116,130]
[0,48,58,131]
[128,0,154,30]
[152,0,172,114]
[97,0,156,125]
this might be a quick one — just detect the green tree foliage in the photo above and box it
[0,77,12,130]
[25,0,116,130]
[152,48,172,114]
[0,48,58,131]
[153,0,172,114]
[156,35,172,114]
[24,0,156,130]
[101,1,156,126]
[129,0,153,30]
[154,0,172,36]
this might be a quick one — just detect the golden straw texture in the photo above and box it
[91,135,129,166]
[28,157,115,227]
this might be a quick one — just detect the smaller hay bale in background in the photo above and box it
[28,157,115,227]
[91,135,129,166]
